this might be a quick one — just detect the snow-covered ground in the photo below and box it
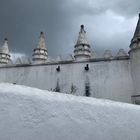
[0,83,140,140]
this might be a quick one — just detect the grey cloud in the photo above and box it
[108,0,140,17]
[0,0,139,58]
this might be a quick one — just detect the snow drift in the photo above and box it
[0,83,140,140]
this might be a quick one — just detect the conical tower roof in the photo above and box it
[37,32,47,50]
[76,25,89,45]
[133,14,140,39]
[0,38,10,54]
[130,14,140,50]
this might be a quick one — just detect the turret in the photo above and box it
[32,32,48,63]
[74,25,91,60]
[0,38,10,64]
[129,13,140,102]
[103,50,113,59]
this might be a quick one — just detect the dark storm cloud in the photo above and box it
[0,0,139,57]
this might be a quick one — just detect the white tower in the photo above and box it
[0,38,10,64]
[74,25,91,60]
[129,13,140,100]
[32,32,48,63]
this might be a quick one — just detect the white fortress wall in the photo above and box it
[0,59,134,103]
[130,49,140,96]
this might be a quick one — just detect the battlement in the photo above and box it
[0,48,129,68]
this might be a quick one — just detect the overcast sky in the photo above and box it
[0,0,140,57]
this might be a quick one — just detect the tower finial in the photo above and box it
[80,25,85,33]
[4,38,8,41]
[4,38,8,45]
[3,38,8,45]
[40,31,44,35]
[81,25,84,29]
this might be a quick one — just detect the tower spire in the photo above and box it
[76,25,88,45]
[133,14,140,40]
[74,25,91,60]
[37,32,46,49]
[130,14,140,49]
[2,38,9,53]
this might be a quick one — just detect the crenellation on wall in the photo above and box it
[116,49,128,59]
[15,58,22,65]
[103,50,113,59]
[0,54,130,69]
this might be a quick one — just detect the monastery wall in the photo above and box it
[130,49,140,98]
[0,59,134,103]
[1,14,140,104]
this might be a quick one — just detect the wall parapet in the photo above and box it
[0,55,130,69]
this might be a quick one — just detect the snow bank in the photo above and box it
[0,83,140,140]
